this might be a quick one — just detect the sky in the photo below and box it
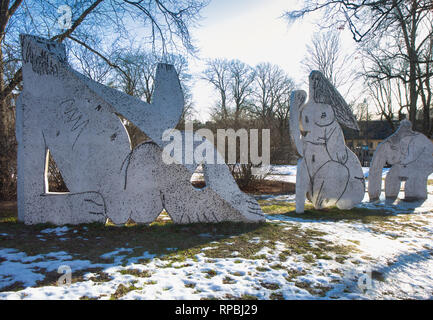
[187,0,361,122]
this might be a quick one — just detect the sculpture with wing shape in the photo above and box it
[289,71,365,213]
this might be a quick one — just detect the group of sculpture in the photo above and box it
[290,73,433,213]
[16,35,433,225]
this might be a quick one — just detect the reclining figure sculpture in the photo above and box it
[17,34,264,225]
[289,71,365,213]
[368,119,433,201]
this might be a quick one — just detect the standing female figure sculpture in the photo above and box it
[289,71,365,213]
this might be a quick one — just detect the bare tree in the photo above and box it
[302,30,353,92]
[274,75,296,133]
[417,22,433,135]
[228,59,255,127]
[70,45,113,83]
[111,49,194,146]
[202,58,231,122]
[201,59,298,165]
[365,67,409,130]
[285,0,433,133]
[250,62,291,122]
[0,0,208,199]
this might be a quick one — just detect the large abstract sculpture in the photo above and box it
[368,120,433,201]
[17,35,264,225]
[289,71,365,213]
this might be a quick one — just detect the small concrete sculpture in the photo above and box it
[17,34,264,225]
[368,120,433,201]
[290,71,365,213]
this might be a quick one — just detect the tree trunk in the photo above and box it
[0,44,17,200]
[408,65,418,129]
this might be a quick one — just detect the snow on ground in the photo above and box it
[0,166,433,300]
[40,227,69,236]
[265,165,433,183]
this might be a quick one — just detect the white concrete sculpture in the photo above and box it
[290,71,365,213]
[17,34,264,225]
[368,120,433,201]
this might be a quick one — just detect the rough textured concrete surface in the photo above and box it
[368,120,433,202]
[17,34,264,225]
[290,71,365,213]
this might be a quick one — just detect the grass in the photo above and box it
[256,267,270,272]
[88,271,112,283]
[285,268,308,282]
[79,295,98,300]
[0,203,361,293]
[260,281,280,290]
[0,208,266,267]
[294,281,332,297]
[269,292,285,300]
[222,276,236,284]
[203,269,218,278]
[258,200,395,223]
[184,282,196,289]
[0,198,408,296]
[118,269,152,278]
[110,283,142,300]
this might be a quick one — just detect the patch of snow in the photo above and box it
[40,227,69,236]
[2,166,433,300]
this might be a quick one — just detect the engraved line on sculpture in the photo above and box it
[325,126,348,165]
[119,150,134,190]
[338,165,351,204]
[71,120,89,150]
[84,191,107,217]
[201,212,210,223]
[24,44,59,76]
[93,191,107,217]
[201,212,208,223]
[247,205,262,212]
[401,140,426,167]
[247,207,266,217]
[310,158,350,206]
[84,199,104,207]
[179,201,189,223]
[314,110,335,128]
[304,151,313,182]
[305,141,326,146]
[210,211,219,222]
[315,180,325,208]
[40,191,108,217]
[61,99,90,150]
[64,107,89,131]
[324,125,335,142]
[185,214,191,224]
[88,211,104,215]
[354,176,366,189]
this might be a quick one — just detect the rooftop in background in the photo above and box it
[343,120,431,140]
[343,120,397,140]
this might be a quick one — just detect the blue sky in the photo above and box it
[187,0,360,121]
